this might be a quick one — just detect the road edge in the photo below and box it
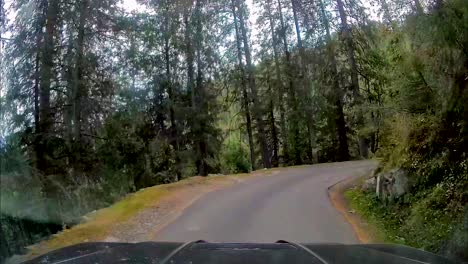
[327,169,377,244]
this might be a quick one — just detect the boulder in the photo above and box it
[361,177,376,192]
[390,168,409,198]
[376,168,410,203]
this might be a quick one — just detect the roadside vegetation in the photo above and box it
[346,189,466,258]
[344,1,468,257]
[1,0,467,262]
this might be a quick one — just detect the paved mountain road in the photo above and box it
[155,161,377,244]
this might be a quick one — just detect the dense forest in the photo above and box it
[1,0,467,261]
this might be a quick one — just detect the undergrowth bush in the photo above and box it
[220,138,251,174]
[346,187,466,261]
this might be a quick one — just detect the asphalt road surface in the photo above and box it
[156,160,377,244]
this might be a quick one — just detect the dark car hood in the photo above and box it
[24,241,456,264]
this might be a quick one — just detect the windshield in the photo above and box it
[0,0,467,263]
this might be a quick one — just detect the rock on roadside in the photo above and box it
[376,168,410,203]
[361,177,377,192]
[360,166,410,203]
[360,165,382,192]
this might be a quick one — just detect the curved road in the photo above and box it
[156,161,377,244]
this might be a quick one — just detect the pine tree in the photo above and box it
[318,0,350,161]
[234,0,271,169]
[231,0,256,170]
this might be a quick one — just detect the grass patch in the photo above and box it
[345,188,465,255]
[29,184,171,256]
[345,189,404,245]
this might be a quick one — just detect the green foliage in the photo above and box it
[345,189,402,243]
[401,186,458,251]
[346,188,466,260]
[97,110,178,188]
[373,0,468,190]
[221,137,251,174]
[347,3,468,252]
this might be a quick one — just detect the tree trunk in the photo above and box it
[291,0,315,163]
[37,0,60,223]
[414,0,424,14]
[194,0,210,176]
[31,8,44,173]
[291,0,307,76]
[184,10,196,108]
[184,7,203,175]
[266,0,288,165]
[64,27,74,165]
[38,0,58,174]
[268,78,279,167]
[34,48,40,135]
[232,2,255,170]
[291,0,303,49]
[319,0,350,161]
[336,0,368,159]
[164,3,181,181]
[277,0,300,165]
[379,0,393,26]
[71,0,88,176]
[236,0,271,169]
[33,31,41,168]
[291,0,306,73]
[306,123,314,162]
[242,87,256,170]
[336,0,359,98]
